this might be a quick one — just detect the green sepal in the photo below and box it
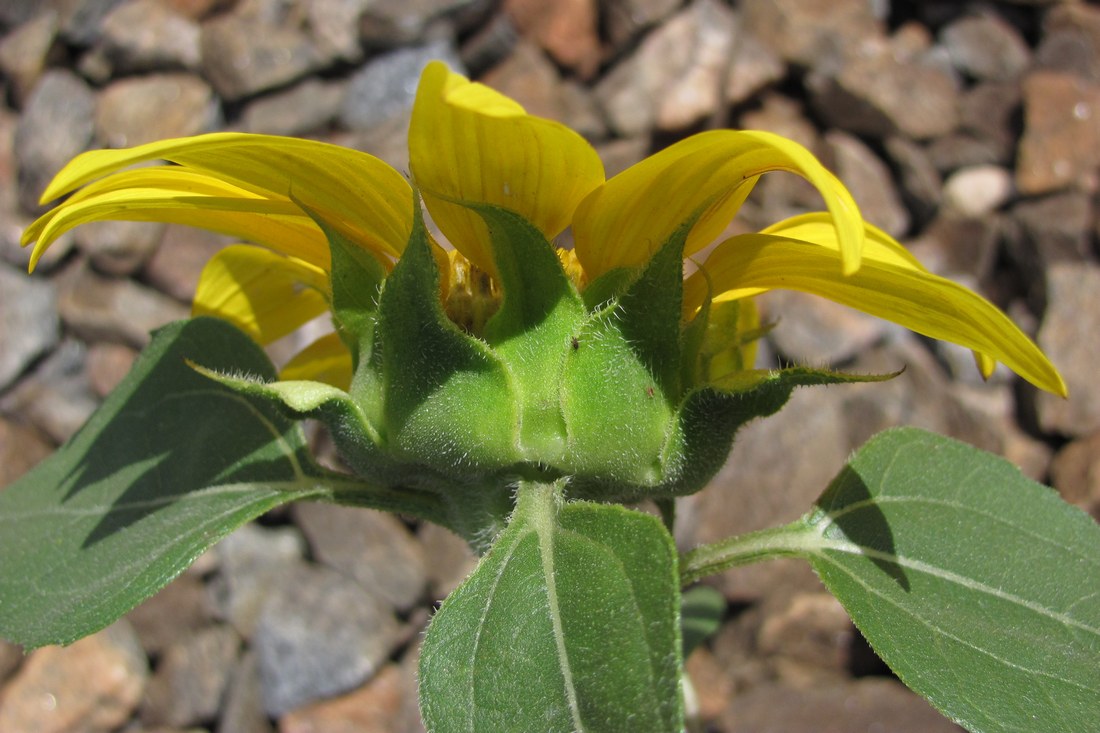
[0,318,328,649]
[419,481,684,733]
[652,366,898,499]
[375,204,518,475]
[474,203,587,463]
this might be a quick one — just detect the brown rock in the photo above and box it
[764,288,891,367]
[95,73,218,148]
[0,338,100,443]
[1016,70,1100,195]
[904,212,1000,282]
[725,29,785,107]
[718,678,962,733]
[1035,2,1100,83]
[143,224,230,304]
[278,664,410,733]
[0,11,61,107]
[1009,190,1094,270]
[741,0,884,70]
[86,341,138,397]
[479,40,606,140]
[0,621,148,733]
[955,80,1023,168]
[417,522,477,600]
[0,639,24,684]
[1037,263,1100,436]
[200,12,324,101]
[126,573,215,656]
[1050,431,1100,519]
[883,135,942,224]
[0,416,54,488]
[757,592,854,681]
[595,0,739,136]
[74,219,166,276]
[239,77,344,137]
[218,651,274,733]
[809,47,960,140]
[98,0,202,72]
[57,260,189,348]
[504,0,599,78]
[602,0,681,49]
[942,164,1014,218]
[141,624,241,728]
[825,130,910,237]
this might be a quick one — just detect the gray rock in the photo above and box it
[0,415,54,489]
[725,29,785,107]
[254,562,401,717]
[73,219,166,276]
[94,73,219,148]
[218,651,274,733]
[97,0,202,72]
[953,80,1022,168]
[86,341,137,397]
[1037,263,1100,437]
[240,77,344,136]
[200,11,326,101]
[210,523,306,637]
[339,40,464,131]
[141,624,241,728]
[57,0,128,45]
[305,0,372,63]
[0,0,44,27]
[0,264,58,390]
[825,130,910,237]
[0,10,60,107]
[1015,70,1100,196]
[14,70,96,213]
[941,164,1014,217]
[0,338,99,443]
[358,0,479,48]
[293,501,429,612]
[57,260,189,348]
[883,135,942,225]
[925,133,1008,174]
[940,12,1030,82]
[417,521,477,599]
[905,212,1000,283]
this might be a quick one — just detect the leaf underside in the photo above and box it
[0,318,326,648]
[807,427,1100,733]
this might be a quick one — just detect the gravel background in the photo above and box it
[1,0,1099,731]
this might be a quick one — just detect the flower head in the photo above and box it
[21,62,1066,534]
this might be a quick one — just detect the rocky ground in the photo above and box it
[1,0,1099,731]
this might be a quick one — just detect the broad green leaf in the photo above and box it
[419,481,683,733]
[807,428,1100,733]
[0,318,328,649]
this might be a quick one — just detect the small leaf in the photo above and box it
[0,318,327,648]
[681,585,726,657]
[807,427,1100,733]
[419,481,683,733]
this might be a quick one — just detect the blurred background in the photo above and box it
[0,0,1098,731]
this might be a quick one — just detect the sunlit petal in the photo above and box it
[193,245,330,345]
[24,169,327,270]
[37,132,413,262]
[409,61,604,273]
[279,332,353,390]
[573,130,863,280]
[685,231,1067,396]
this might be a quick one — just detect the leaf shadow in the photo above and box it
[819,466,910,591]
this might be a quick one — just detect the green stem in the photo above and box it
[680,518,819,586]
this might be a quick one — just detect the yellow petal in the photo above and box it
[193,245,330,345]
[409,61,604,273]
[685,229,1067,396]
[37,132,413,262]
[279,332,353,390]
[572,130,863,280]
[24,168,328,271]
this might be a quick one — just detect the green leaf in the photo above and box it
[681,585,726,657]
[808,428,1100,733]
[419,481,683,733]
[0,318,328,649]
